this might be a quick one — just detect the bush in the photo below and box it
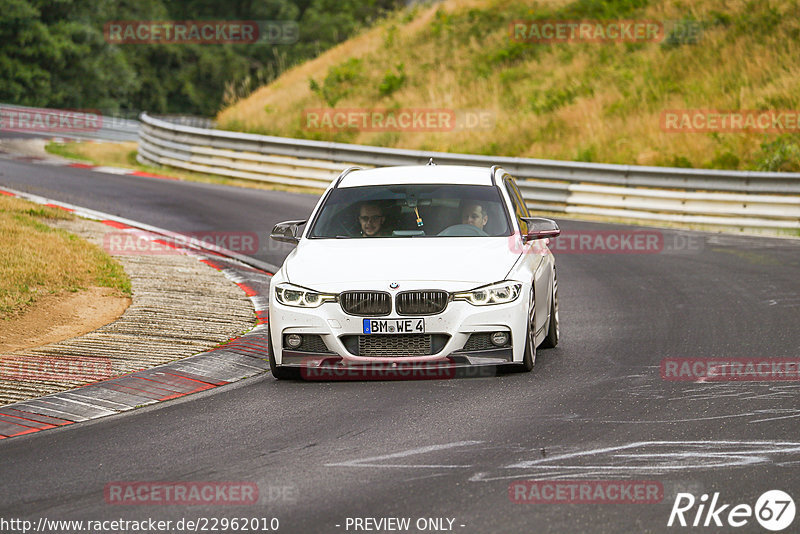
[755,135,800,172]
[576,145,597,162]
[708,151,740,169]
[310,58,364,106]
[670,155,693,168]
[378,63,406,96]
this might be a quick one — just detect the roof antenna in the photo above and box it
[427,157,435,166]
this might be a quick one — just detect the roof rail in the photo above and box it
[333,166,363,189]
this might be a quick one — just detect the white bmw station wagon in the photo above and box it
[267,163,560,379]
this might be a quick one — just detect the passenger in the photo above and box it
[461,202,489,231]
[358,202,389,237]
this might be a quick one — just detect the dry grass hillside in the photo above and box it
[218,0,800,171]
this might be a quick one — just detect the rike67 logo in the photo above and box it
[668,490,795,531]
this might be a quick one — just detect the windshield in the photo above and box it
[308,184,512,238]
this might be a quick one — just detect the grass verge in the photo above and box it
[0,195,131,319]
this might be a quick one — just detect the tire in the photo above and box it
[540,271,559,349]
[267,323,300,380]
[512,299,536,373]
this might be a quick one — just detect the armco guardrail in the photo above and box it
[138,113,800,233]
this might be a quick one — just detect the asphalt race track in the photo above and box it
[1,155,799,533]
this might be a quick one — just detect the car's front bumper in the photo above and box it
[269,287,529,368]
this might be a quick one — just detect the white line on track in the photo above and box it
[326,441,484,468]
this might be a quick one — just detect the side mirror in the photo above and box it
[521,217,560,243]
[270,220,307,244]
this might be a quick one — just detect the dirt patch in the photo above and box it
[0,287,130,353]
[0,138,56,159]
[61,140,138,166]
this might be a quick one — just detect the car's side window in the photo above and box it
[504,177,528,235]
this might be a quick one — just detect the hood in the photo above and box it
[284,237,520,289]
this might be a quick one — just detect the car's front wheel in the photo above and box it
[267,324,300,380]
[512,299,536,372]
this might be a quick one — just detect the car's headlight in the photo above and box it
[275,284,337,308]
[453,281,522,306]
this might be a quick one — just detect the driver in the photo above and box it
[358,202,389,237]
[461,202,489,231]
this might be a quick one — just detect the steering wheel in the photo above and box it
[437,224,489,237]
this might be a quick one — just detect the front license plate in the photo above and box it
[363,318,425,334]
